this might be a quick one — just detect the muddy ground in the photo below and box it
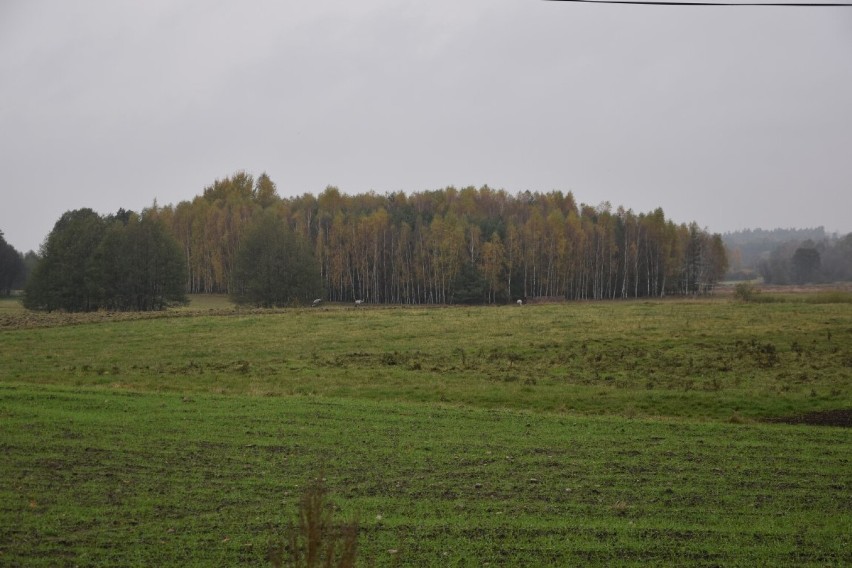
[765,409,852,428]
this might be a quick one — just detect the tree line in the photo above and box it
[723,227,830,281]
[757,235,852,285]
[150,172,727,305]
[12,171,729,310]
[0,230,31,296]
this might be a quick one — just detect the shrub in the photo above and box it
[733,282,785,303]
[733,282,759,302]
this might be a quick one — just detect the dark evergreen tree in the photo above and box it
[17,251,40,290]
[792,247,821,284]
[230,212,322,307]
[97,213,187,310]
[0,230,26,296]
[451,261,487,304]
[24,209,186,312]
[758,241,797,285]
[24,209,105,311]
[819,233,852,282]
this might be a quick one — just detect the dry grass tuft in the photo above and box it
[269,477,358,568]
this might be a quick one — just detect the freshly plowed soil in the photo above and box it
[765,409,852,428]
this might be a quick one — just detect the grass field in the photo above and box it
[1,295,850,566]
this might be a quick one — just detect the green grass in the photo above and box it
[1,297,850,566]
[799,291,852,304]
[2,300,849,421]
[745,290,852,305]
[0,295,24,313]
[1,384,849,566]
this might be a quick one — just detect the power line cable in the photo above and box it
[545,0,852,6]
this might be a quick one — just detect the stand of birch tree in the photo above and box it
[154,172,728,303]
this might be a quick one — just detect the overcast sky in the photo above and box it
[1,1,850,253]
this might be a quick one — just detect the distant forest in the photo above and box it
[146,172,727,304]
[723,228,852,284]
[5,171,733,308]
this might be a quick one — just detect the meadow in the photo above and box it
[1,294,850,566]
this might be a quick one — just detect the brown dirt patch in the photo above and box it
[765,409,852,428]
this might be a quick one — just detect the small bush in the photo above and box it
[733,282,759,302]
[733,282,784,303]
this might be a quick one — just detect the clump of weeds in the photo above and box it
[269,477,359,568]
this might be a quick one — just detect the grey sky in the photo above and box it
[2,0,851,253]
